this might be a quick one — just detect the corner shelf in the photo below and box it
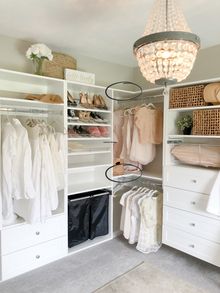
[168,134,220,139]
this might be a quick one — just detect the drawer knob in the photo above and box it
[190,223,196,227]
[192,179,197,183]
[36,255,40,259]
[36,231,40,235]
[191,201,196,205]
[189,244,195,248]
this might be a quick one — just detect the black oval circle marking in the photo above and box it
[105,81,143,101]
[105,163,143,183]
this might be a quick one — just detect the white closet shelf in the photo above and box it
[68,137,112,141]
[141,171,163,181]
[113,171,162,182]
[0,96,63,111]
[0,68,63,84]
[68,122,111,127]
[68,150,111,156]
[169,105,220,112]
[68,234,112,255]
[2,213,65,230]
[68,162,111,173]
[68,183,112,195]
[68,163,111,171]
[67,106,111,113]
[169,134,220,139]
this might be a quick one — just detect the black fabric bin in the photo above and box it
[68,189,110,248]
[90,193,109,240]
[68,197,90,248]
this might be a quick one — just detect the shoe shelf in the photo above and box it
[68,137,111,141]
[68,162,111,171]
[67,106,111,114]
[68,122,111,127]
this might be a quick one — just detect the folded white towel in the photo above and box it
[207,171,220,216]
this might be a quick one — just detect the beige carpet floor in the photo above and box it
[95,261,206,293]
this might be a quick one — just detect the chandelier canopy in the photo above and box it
[133,0,200,85]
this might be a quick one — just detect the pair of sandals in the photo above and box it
[93,95,108,110]
[79,92,108,110]
[68,126,109,138]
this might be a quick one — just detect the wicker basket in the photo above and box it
[169,84,208,108]
[192,109,220,135]
[42,52,77,79]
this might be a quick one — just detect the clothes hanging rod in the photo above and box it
[69,191,109,202]
[0,107,63,115]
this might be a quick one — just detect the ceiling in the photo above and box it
[0,0,219,67]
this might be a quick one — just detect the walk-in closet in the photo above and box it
[0,0,220,292]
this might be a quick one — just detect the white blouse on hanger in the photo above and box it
[136,190,162,253]
[1,121,17,225]
[11,119,36,200]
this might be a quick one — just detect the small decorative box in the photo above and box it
[64,69,95,85]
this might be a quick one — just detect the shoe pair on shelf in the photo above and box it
[67,91,78,107]
[68,109,79,122]
[79,92,108,110]
[93,95,108,110]
[86,126,109,137]
[90,112,108,124]
[68,126,109,138]
[79,92,94,109]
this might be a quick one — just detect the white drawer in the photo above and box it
[163,186,213,218]
[2,215,66,255]
[163,206,220,243]
[2,236,67,280]
[163,225,220,267]
[164,165,217,194]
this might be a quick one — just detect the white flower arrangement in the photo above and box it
[26,43,53,75]
[26,43,53,61]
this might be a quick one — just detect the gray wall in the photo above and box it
[0,34,134,86]
[0,33,219,88]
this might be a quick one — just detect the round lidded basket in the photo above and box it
[42,52,77,79]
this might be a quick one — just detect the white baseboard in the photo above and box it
[113,230,123,238]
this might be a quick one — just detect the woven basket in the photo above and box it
[192,109,220,135]
[169,84,208,108]
[42,52,77,79]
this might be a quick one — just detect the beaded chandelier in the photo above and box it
[133,0,200,85]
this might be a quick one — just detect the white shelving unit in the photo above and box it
[0,69,68,281]
[163,78,220,267]
[66,80,114,254]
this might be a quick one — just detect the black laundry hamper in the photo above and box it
[68,189,110,248]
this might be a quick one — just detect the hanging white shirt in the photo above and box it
[123,187,146,239]
[129,189,150,244]
[11,119,36,200]
[120,187,139,231]
[136,191,162,254]
[1,121,17,225]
